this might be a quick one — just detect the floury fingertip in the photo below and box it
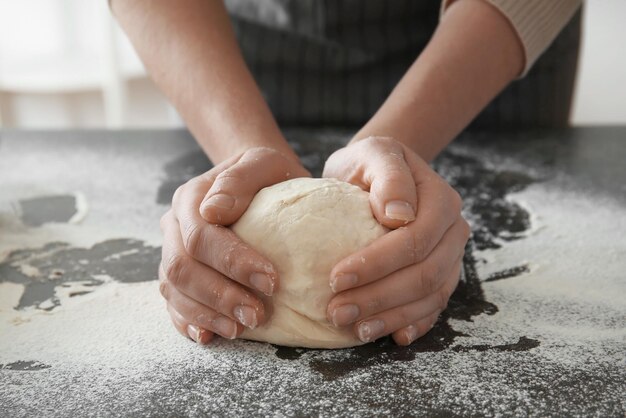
[404,325,418,344]
[357,319,385,343]
[250,272,274,296]
[234,305,258,329]
[187,324,201,343]
[330,273,358,293]
[212,316,238,339]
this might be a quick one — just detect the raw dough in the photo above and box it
[233,177,386,348]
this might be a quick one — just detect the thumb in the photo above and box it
[366,148,417,229]
[200,148,310,226]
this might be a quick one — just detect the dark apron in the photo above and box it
[226,0,581,129]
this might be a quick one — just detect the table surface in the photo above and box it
[0,128,624,417]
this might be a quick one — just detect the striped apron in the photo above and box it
[226,0,581,129]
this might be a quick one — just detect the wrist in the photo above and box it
[193,103,298,164]
[349,0,524,163]
[222,134,298,165]
[349,128,441,163]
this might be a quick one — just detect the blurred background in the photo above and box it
[0,0,624,129]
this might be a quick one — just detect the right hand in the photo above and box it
[158,147,310,344]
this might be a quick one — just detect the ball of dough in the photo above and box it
[232,177,386,348]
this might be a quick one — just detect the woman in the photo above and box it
[111,0,582,346]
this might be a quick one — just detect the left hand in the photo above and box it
[323,136,470,346]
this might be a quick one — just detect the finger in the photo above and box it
[166,302,214,345]
[362,137,417,228]
[168,184,279,296]
[327,243,463,327]
[159,266,238,344]
[170,153,242,210]
[351,268,460,344]
[160,218,266,328]
[393,261,463,346]
[200,147,310,226]
[162,278,244,340]
[330,214,469,293]
[392,309,441,346]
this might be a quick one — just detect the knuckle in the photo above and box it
[437,288,450,311]
[205,274,250,315]
[326,146,349,166]
[164,253,189,288]
[216,283,239,312]
[461,218,471,240]
[365,295,384,314]
[365,135,397,149]
[417,263,440,295]
[431,310,442,325]
[449,188,463,213]
[201,278,225,312]
[183,222,204,257]
[216,154,265,186]
[450,270,462,289]
[159,210,172,231]
[257,147,298,172]
[249,146,275,156]
[172,184,186,205]
[416,321,430,337]
[158,278,169,299]
[193,309,216,326]
[402,228,429,264]
[217,240,242,279]
[214,166,243,186]
[245,146,280,163]
[417,315,436,336]
[397,304,414,324]
[383,165,409,184]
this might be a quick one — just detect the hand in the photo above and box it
[323,136,470,346]
[158,147,310,344]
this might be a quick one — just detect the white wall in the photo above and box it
[0,0,178,128]
[0,0,624,128]
[571,0,626,125]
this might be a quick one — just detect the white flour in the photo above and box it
[1,179,625,416]
[0,136,625,416]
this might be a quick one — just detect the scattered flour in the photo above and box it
[1,179,624,416]
[0,134,624,416]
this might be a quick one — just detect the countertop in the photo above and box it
[0,128,624,416]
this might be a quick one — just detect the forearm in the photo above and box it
[352,0,524,162]
[110,0,296,164]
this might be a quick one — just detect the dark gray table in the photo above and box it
[0,128,624,417]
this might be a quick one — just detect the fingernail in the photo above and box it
[234,305,258,329]
[331,304,360,327]
[404,325,418,344]
[330,273,358,293]
[212,315,237,339]
[250,272,274,296]
[385,200,415,222]
[187,324,201,343]
[203,193,235,210]
[357,319,385,343]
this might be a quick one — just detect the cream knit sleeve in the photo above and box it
[441,0,583,76]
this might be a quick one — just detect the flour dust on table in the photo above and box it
[0,129,624,416]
